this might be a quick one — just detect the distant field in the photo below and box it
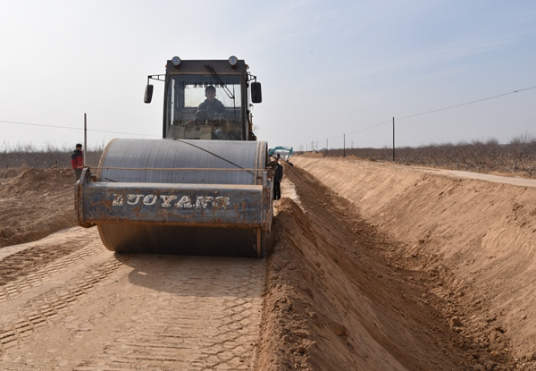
[2,136,536,178]
[0,148,103,169]
[305,136,536,178]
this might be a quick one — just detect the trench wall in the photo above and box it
[292,155,536,360]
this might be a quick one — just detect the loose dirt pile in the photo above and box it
[259,172,470,370]
[0,167,82,286]
[0,167,75,248]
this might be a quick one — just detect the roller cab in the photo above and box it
[75,57,272,257]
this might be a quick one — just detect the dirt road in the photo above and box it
[1,160,536,370]
[0,227,265,370]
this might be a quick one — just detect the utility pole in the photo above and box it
[84,113,87,167]
[343,134,346,158]
[392,117,395,162]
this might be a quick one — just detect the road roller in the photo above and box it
[75,56,273,257]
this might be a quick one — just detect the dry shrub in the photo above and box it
[308,134,536,178]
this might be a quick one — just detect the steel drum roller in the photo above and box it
[92,138,270,256]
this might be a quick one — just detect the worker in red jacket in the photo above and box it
[71,143,84,181]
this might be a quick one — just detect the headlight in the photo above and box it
[228,55,238,67]
[171,56,181,66]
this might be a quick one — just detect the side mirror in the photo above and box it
[144,84,154,103]
[251,82,262,103]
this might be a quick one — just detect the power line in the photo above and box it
[397,86,536,121]
[353,86,536,136]
[311,85,536,147]
[0,119,159,138]
[346,119,392,137]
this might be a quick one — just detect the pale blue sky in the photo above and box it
[1,0,535,152]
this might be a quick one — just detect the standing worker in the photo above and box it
[271,153,283,200]
[71,143,84,181]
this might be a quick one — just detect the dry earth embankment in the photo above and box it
[292,155,536,368]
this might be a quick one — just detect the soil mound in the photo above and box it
[293,156,536,370]
[258,165,473,370]
[0,167,75,247]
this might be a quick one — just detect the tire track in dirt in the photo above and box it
[0,229,266,371]
[0,240,128,353]
[0,238,103,304]
[0,227,99,285]
[73,257,265,371]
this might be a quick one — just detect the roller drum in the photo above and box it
[94,138,270,257]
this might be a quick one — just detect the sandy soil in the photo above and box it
[0,167,75,250]
[0,160,535,370]
[287,155,536,370]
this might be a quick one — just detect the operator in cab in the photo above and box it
[196,85,226,120]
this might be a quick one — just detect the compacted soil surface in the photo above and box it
[0,158,535,370]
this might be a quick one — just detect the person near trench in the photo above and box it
[268,153,284,200]
[71,143,84,181]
